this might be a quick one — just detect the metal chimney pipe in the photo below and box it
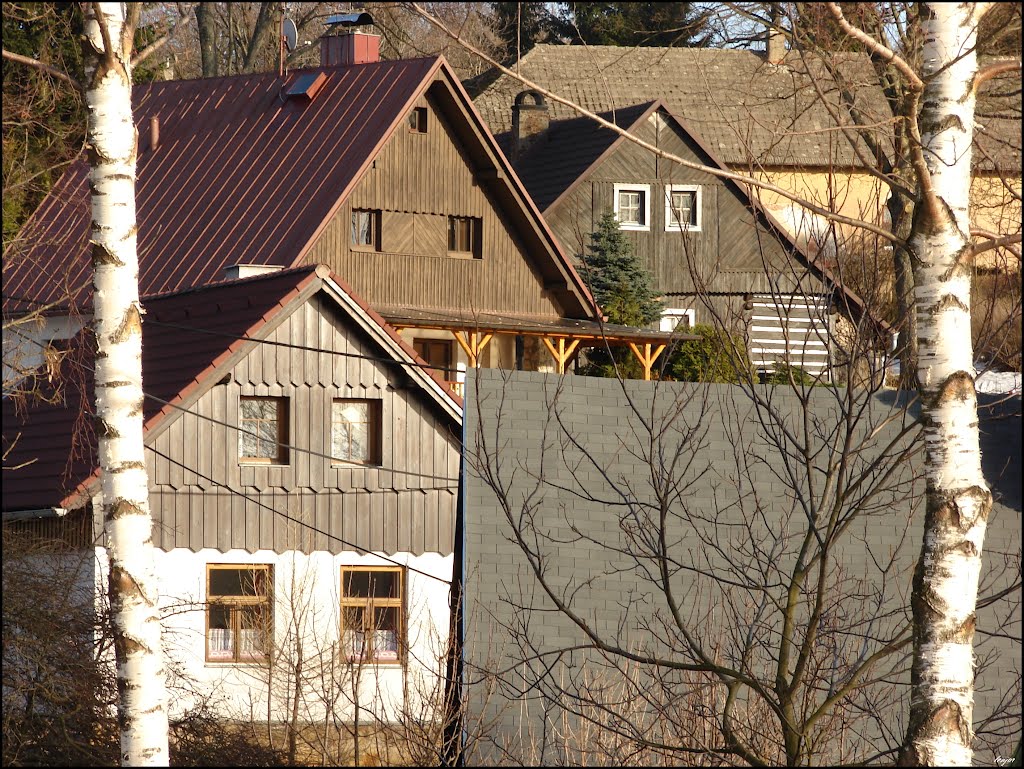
[150,116,160,150]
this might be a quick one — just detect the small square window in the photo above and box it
[665,185,702,232]
[408,107,428,133]
[207,564,272,663]
[660,308,695,333]
[612,183,650,230]
[239,397,288,464]
[332,399,382,465]
[341,567,404,663]
[351,209,381,250]
[447,215,482,258]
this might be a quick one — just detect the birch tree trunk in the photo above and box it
[901,3,993,765]
[83,3,170,765]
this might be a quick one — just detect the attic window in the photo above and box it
[284,72,327,102]
[408,107,428,133]
[613,183,650,231]
[666,185,702,232]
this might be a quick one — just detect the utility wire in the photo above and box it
[144,392,460,486]
[146,444,454,586]
[9,326,461,484]
[145,318,460,375]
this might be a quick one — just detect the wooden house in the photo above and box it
[2,265,463,722]
[472,43,1021,272]
[3,31,679,389]
[499,98,881,377]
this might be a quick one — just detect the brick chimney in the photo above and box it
[511,90,549,161]
[321,30,380,67]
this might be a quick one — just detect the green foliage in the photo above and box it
[764,361,824,387]
[491,2,559,61]
[2,3,86,248]
[668,324,754,383]
[2,4,162,247]
[581,213,664,327]
[578,213,663,379]
[553,2,714,47]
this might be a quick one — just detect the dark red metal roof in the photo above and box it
[2,265,459,513]
[3,57,441,315]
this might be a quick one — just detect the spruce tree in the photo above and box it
[580,213,663,377]
[582,212,663,326]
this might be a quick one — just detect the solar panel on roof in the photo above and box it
[285,72,327,101]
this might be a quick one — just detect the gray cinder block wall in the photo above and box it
[461,369,1021,766]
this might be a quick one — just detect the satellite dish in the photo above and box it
[282,18,298,52]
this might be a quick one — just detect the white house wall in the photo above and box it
[2,313,88,391]
[89,545,453,723]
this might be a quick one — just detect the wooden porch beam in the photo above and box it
[628,342,666,380]
[542,336,581,374]
[452,330,495,367]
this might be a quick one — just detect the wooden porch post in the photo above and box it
[627,342,666,380]
[452,330,494,367]
[541,336,580,374]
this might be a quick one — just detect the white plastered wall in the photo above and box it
[90,545,453,724]
[3,314,88,390]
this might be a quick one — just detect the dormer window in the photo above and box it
[613,183,650,231]
[666,185,702,232]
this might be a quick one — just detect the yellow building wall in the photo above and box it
[749,170,1020,271]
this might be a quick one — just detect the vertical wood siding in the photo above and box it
[305,84,564,318]
[147,293,459,556]
[545,111,821,298]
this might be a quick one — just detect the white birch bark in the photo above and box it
[901,3,993,765]
[83,3,170,765]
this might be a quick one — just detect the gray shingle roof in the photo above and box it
[513,101,652,211]
[473,44,1020,172]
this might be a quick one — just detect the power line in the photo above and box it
[145,318,455,375]
[145,445,455,586]
[144,392,461,486]
[9,325,461,484]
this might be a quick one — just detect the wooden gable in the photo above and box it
[304,74,570,321]
[145,289,460,557]
[544,109,826,297]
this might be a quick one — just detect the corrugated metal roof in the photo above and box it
[4,57,441,315]
[1,265,460,513]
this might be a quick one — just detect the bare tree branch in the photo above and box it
[1,48,80,90]
[404,2,906,248]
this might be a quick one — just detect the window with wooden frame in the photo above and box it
[239,397,288,464]
[408,106,428,133]
[447,215,482,258]
[206,564,272,663]
[340,567,404,663]
[413,338,454,380]
[351,209,381,251]
[665,184,702,232]
[613,183,650,230]
[331,399,382,466]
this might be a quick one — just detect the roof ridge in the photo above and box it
[140,265,317,303]
[135,56,443,90]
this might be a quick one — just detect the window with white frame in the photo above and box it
[613,183,651,230]
[665,185,702,232]
[660,308,695,333]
